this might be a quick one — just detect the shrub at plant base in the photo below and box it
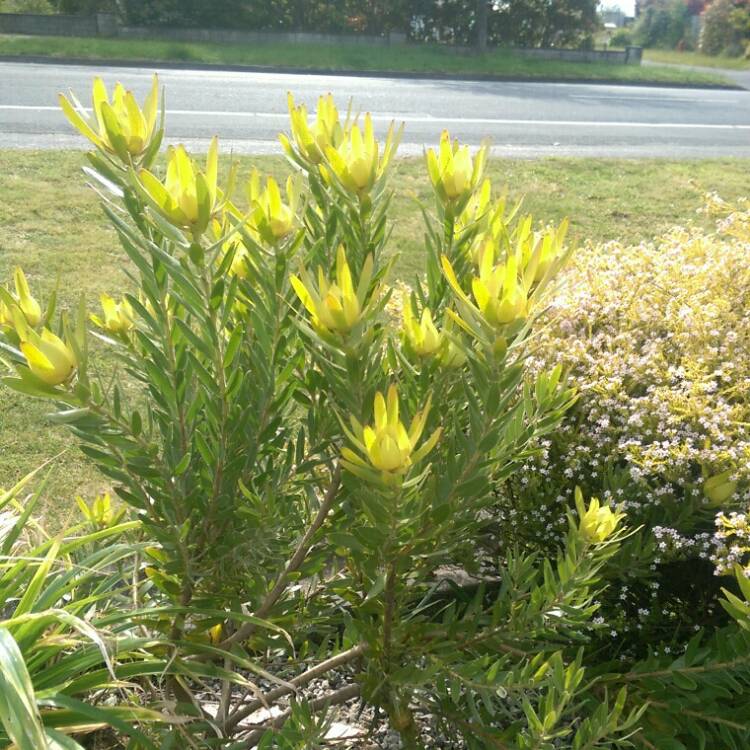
[1,75,749,748]
[505,193,750,745]
[0,468,176,750]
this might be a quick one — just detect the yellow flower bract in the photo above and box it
[139,137,220,236]
[342,385,442,480]
[59,74,161,163]
[427,130,487,205]
[19,327,78,387]
[291,246,373,337]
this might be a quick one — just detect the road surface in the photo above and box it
[1,60,749,157]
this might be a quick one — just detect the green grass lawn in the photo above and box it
[644,48,750,70]
[0,34,733,86]
[1,149,749,526]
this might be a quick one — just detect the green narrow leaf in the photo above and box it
[0,628,48,750]
[13,539,61,619]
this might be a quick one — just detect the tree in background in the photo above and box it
[9,0,603,49]
[490,0,599,47]
[632,0,693,48]
[55,0,116,12]
[700,0,750,54]
[409,0,599,47]
[476,0,489,50]
[117,0,410,32]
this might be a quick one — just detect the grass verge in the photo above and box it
[644,48,750,71]
[0,34,733,86]
[1,150,749,525]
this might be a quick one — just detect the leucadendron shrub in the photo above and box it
[1,75,750,749]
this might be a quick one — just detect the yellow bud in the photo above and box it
[94,293,134,334]
[426,130,486,206]
[13,268,42,328]
[285,92,345,165]
[442,147,472,200]
[209,624,224,644]
[20,328,77,386]
[247,171,298,244]
[291,247,373,338]
[139,137,220,236]
[341,385,442,482]
[324,113,401,195]
[59,74,161,165]
[576,488,624,544]
[471,250,528,328]
[77,492,123,528]
[403,305,442,357]
[368,431,406,472]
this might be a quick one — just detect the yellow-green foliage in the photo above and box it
[521,194,750,575]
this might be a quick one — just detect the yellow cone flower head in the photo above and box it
[291,246,373,337]
[403,304,442,358]
[282,92,346,165]
[442,242,528,330]
[473,252,527,327]
[439,338,467,369]
[2,268,42,328]
[247,169,299,244]
[139,137,221,236]
[228,240,252,280]
[17,325,77,387]
[575,488,625,544]
[437,317,467,369]
[91,293,134,334]
[427,131,487,205]
[342,385,442,480]
[76,491,125,529]
[324,114,400,196]
[522,219,569,287]
[704,470,737,506]
[59,74,162,165]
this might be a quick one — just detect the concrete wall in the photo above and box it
[516,46,642,65]
[0,12,641,65]
[0,12,399,46]
[117,26,400,47]
[0,12,98,37]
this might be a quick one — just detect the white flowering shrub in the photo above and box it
[499,194,750,644]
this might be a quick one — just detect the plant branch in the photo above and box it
[241,682,361,747]
[618,654,750,682]
[225,642,367,733]
[647,701,748,732]
[220,463,342,649]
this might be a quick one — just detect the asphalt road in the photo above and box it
[1,60,750,157]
